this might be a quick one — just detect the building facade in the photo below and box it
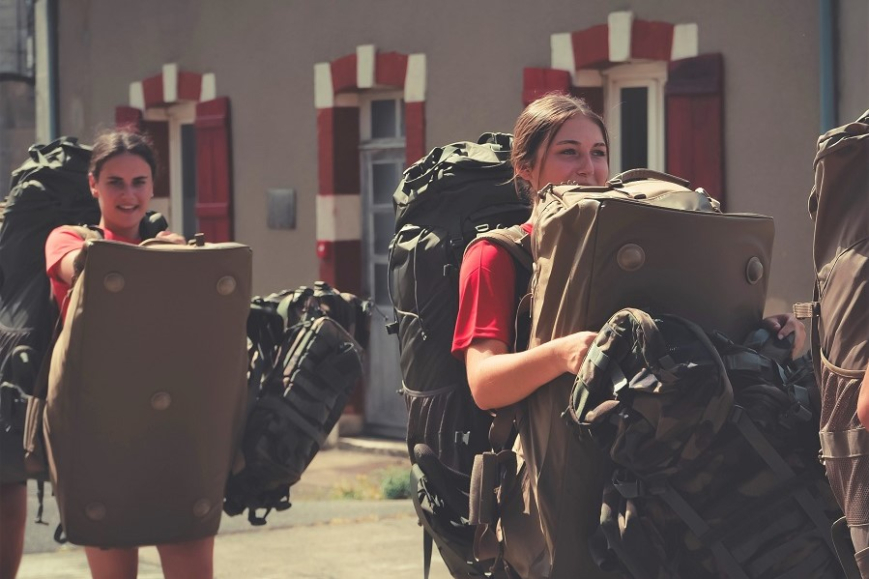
[47,0,869,437]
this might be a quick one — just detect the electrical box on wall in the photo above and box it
[267,188,296,230]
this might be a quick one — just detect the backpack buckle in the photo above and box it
[455,431,470,445]
[792,302,818,320]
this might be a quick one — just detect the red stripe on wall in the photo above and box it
[405,101,426,167]
[572,24,609,69]
[142,74,164,108]
[632,20,675,62]
[317,109,335,196]
[318,239,362,296]
[376,52,409,88]
[177,71,203,102]
[522,67,571,106]
[331,54,358,93]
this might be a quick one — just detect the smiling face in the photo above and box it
[518,115,609,192]
[90,153,153,239]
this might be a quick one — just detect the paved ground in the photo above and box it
[15,438,452,579]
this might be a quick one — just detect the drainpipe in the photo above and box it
[34,0,58,142]
[819,0,838,132]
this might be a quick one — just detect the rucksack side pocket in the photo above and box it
[23,394,48,480]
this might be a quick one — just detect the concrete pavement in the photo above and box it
[15,438,453,579]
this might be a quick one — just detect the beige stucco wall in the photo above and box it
[55,0,866,316]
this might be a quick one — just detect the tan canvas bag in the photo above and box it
[525,169,774,578]
[44,238,252,547]
[795,110,869,577]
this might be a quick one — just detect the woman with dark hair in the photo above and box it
[452,93,804,578]
[44,129,211,579]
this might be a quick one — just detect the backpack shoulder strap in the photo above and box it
[469,225,532,272]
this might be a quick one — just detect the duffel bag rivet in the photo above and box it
[617,244,645,272]
[150,392,171,410]
[193,499,212,518]
[216,276,236,296]
[103,272,125,293]
[745,257,764,284]
[85,502,106,521]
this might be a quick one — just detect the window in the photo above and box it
[143,102,198,238]
[603,62,666,174]
[360,95,404,307]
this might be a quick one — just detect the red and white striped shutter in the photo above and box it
[666,53,724,202]
[194,97,233,242]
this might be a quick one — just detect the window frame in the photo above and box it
[602,62,667,174]
[358,91,405,306]
[143,102,196,234]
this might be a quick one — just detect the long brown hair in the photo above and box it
[511,93,609,202]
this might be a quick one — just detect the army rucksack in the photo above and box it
[567,307,842,579]
[388,133,532,578]
[794,109,869,577]
[224,282,369,525]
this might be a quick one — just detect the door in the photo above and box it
[360,96,406,438]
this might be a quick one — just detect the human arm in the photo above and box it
[464,331,596,410]
[761,313,806,358]
[858,363,869,430]
[48,228,186,286]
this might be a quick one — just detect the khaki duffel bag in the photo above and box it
[523,169,775,578]
[44,238,252,547]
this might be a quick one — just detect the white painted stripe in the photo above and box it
[162,63,178,103]
[608,11,633,62]
[316,194,361,241]
[575,69,603,87]
[357,44,375,89]
[314,62,334,109]
[404,54,426,103]
[671,23,699,60]
[550,33,575,72]
[200,73,216,102]
[129,82,145,109]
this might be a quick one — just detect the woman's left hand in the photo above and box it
[155,231,186,245]
[761,313,806,358]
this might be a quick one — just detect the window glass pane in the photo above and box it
[620,87,648,171]
[371,99,397,139]
[180,123,198,238]
[374,210,395,255]
[372,162,401,205]
[374,263,390,305]
[399,100,405,137]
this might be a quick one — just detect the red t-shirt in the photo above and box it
[45,227,138,319]
[452,223,532,359]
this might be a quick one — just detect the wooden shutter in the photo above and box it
[115,106,143,131]
[666,53,724,202]
[194,97,233,242]
[522,68,572,106]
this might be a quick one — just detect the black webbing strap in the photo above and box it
[656,484,750,579]
[731,406,836,553]
[423,529,433,579]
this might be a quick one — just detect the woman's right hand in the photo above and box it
[553,331,598,375]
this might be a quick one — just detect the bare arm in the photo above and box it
[465,331,596,410]
[858,363,869,430]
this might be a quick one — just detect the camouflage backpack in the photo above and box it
[566,308,843,579]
